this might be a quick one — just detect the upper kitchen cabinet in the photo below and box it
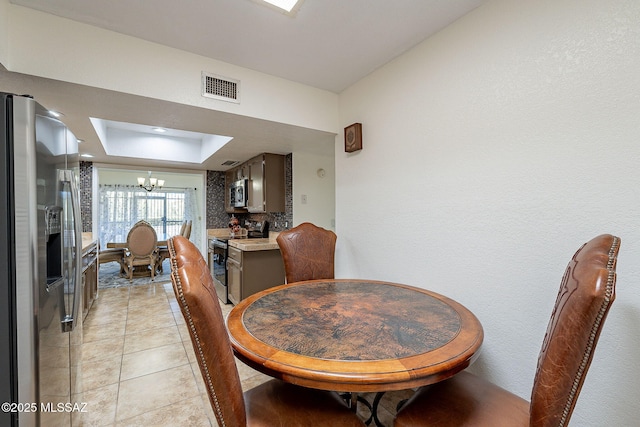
[225,153,285,213]
[231,163,250,181]
[247,153,285,213]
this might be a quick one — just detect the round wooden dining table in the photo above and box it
[226,279,483,424]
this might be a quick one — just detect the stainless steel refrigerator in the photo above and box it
[1,93,83,426]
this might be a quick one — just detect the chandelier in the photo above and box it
[137,171,165,192]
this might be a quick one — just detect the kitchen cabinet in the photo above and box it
[227,245,285,305]
[227,247,242,304]
[247,153,285,213]
[225,153,285,213]
[82,241,98,319]
[232,164,250,181]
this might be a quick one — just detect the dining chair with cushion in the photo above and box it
[178,220,188,237]
[181,219,192,239]
[393,234,621,427]
[158,220,191,273]
[122,220,160,281]
[156,245,169,274]
[276,222,337,283]
[167,235,365,427]
[98,244,125,274]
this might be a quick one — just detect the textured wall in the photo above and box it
[292,151,335,230]
[337,1,640,426]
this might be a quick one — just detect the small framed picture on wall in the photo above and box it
[344,123,362,153]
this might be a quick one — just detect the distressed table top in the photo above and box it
[227,279,483,392]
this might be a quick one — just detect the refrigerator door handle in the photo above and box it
[46,276,65,293]
[59,169,83,333]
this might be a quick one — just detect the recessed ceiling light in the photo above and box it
[152,127,167,133]
[80,154,94,158]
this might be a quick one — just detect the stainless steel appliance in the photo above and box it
[230,179,248,208]
[246,220,269,238]
[0,93,82,426]
[209,237,229,303]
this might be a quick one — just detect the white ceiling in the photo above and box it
[4,0,485,171]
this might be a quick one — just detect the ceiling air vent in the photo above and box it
[221,160,240,167]
[202,72,240,103]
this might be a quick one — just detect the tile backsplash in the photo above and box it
[80,161,93,233]
[206,153,293,231]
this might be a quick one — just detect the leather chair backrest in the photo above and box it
[530,234,620,427]
[276,222,337,283]
[169,235,247,426]
[126,220,158,257]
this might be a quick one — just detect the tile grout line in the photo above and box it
[112,285,129,426]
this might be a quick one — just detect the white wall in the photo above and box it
[292,151,336,230]
[0,0,8,66]
[3,2,339,134]
[337,0,640,425]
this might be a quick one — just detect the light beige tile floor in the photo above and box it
[78,281,413,426]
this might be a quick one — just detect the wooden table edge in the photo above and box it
[226,279,484,393]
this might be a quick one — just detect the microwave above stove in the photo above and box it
[230,179,248,208]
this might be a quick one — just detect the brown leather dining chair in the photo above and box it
[276,222,337,283]
[167,235,365,427]
[393,234,621,427]
[122,220,160,281]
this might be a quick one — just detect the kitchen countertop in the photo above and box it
[207,228,233,238]
[207,228,281,252]
[228,238,280,252]
[81,232,97,254]
[85,229,281,254]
